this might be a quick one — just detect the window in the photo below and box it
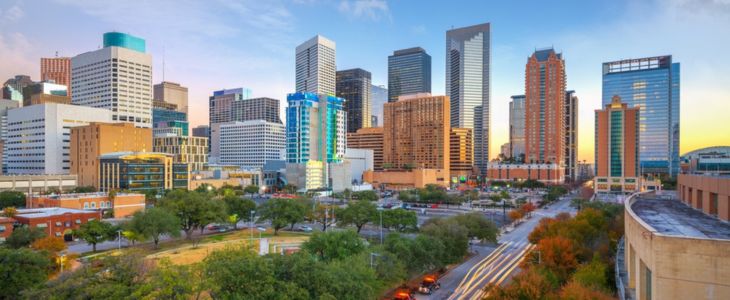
[84,203,89,209]
[75,219,81,224]
[0,225,5,232]
[91,202,96,209]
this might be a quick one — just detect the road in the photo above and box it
[422,196,575,300]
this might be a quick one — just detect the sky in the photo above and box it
[1,0,729,162]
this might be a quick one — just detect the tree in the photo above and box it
[5,226,46,249]
[382,208,417,232]
[31,236,67,253]
[223,195,256,229]
[74,219,116,252]
[302,230,365,261]
[353,190,378,201]
[559,280,614,300]
[132,259,207,300]
[0,248,50,299]
[2,206,17,218]
[508,209,524,223]
[571,255,610,291]
[243,184,259,197]
[122,230,144,246]
[537,236,578,281]
[485,267,555,300]
[71,186,96,193]
[127,208,181,248]
[283,184,298,194]
[521,202,537,217]
[337,200,377,233]
[158,189,226,240]
[0,191,25,209]
[312,203,337,231]
[420,219,470,264]
[450,213,499,243]
[257,198,306,235]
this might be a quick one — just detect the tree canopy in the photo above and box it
[74,219,116,252]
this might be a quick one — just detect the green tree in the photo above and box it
[571,255,610,291]
[0,191,25,209]
[283,184,298,194]
[337,200,377,233]
[243,184,259,197]
[450,212,499,242]
[312,203,337,231]
[0,248,50,299]
[158,189,226,240]
[223,196,256,229]
[127,208,181,248]
[5,226,46,249]
[74,219,116,252]
[302,230,365,261]
[133,259,207,300]
[382,208,417,232]
[257,198,306,235]
[420,218,469,263]
[71,186,96,193]
[354,190,378,201]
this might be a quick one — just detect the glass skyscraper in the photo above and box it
[388,47,431,102]
[602,55,680,176]
[286,92,346,164]
[336,68,371,132]
[370,84,387,126]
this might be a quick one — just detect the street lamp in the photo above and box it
[117,229,123,250]
[250,210,255,240]
[377,207,384,245]
[59,251,67,273]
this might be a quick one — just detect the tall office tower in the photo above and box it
[509,95,526,161]
[72,32,152,128]
[383,94,449,174]
[6,103,113,175]
[524,48,566,165]
[70,122,152,187]
[450,128,473,182]
[0,100,19,174]
[336,68,371,132]
[209,89,279,124]
[594,96,640,193]
[388,47,431,102]
[473,105,486,175]
[2,75,34,102]
[370,84,387,126]
[347,127,384,170]
[22,82,70,106]
[211,120,285,168]
[295,35,336,95]
[192,125,210,138]
[602,55,680,176]
[565,90,578,181]
[153,135,208,171]
[446,23,491,175]
[286,92,346,164]
[154,81,189,114]
[40,57,72,96]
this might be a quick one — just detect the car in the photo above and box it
[207,224,229,232]
[392,290,415,300]
[299,225,313,232]
[417,275,441,295]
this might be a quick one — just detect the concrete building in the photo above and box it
[0,99,19,174]
[680,146,730,175]
[211,120,285,168]
[29,192,145,218]
[40,57,72,97]
[262,160,286,191]
[509,95,526,161]
[99,152,189,192]
[72,32,152,128]
[446,23,491,174]
[295,35,336,95]
[525,48,566,165]
[577,162,595,181]
[345,148,374,184]
[595,96,640,194]
[383,94,449,176]
[70,122,152,188]
[565,90,578,181]
[336,68,371,132]
[363,169,448,190]
[677,173,730,221]
[13,207,101,239]
[153,135,208,171]
[371,84,387,126]
[192,125,210,138]
[190,166,262,190]
[486,163,565,184]
[7,103,113,175]
[347,127,384,171]
[286,160,326,191]
[153,81,188,114]
[388,47,431,102]
[621,193,730,300]
[450,128,474,183]
[329,160,352,192]
[0,174,77,193]
[603,55,680,176]
[22,82,70,106]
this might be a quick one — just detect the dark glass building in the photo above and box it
[602,55,680,176]
[152,107,188,136]
[98,152,189,192]
[336,68,371,133]
[388,47,431,102]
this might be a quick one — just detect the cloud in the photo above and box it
[410,24,426,35]
[1,3,25,24]
[338,0,390,21]
[0,32,37,80]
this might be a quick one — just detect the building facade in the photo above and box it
[525,48,566,166]
[677,173,730,221]
[594,96,640,194]
[211,120,285,168]
[70,122,152,188]
[680,146,730,175]
[486,162,565,184]
[13,208,101,239]
[153,107,188,136]
[565,90,578,181]
[29,192,145,218]
[192,125,210,138]
[370,84,387,127]
[336,68,371,132]
[99,152,189,192]
[2,75,34,102]
[446,23,491,177]
[153,81,188,114]
[22,82,70,106]
[602,55,680,176]
[345,148,374,184]
[509,95,526,161]
[347,127,384,171]
[295,35,336,95]
[0,174,77,192]
[72,32,152,128]
[388,47,431,102]
[450,128,473,183]
[153,135,208,171]
[7,103,113,175]
[0,100,19,174]
[41,57,72,97]
[286,92,346,164]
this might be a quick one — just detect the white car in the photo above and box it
[299,225,313,232]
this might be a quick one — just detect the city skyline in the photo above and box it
[1,0,729,162]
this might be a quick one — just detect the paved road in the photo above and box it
[422,196,575,300]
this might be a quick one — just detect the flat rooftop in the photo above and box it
[632,196,730,240]
[16,207,98,219]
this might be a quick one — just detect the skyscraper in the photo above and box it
[602,55,680,176]
[154,81,188,114]
[286,92,346,164]
[388,47,431,102]
[509,95,526,161]
[524,48,566,165]
[295,35,336,95]
[41,57,72,96]
[336,68,371,132]
[209,89,279,125]
[211,120,285,168]
[446,23,491,175]
[595,96,640,193]
[370,84,387,126]
[450,128,474,182]
[2,75,34,102]
[0,99,19,174]
[565,90,578,181]
[473,105,485,175]
[72,32,153,128]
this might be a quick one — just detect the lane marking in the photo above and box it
[459,243,534,299]
[478,244,536,299]
[448,242,512,299]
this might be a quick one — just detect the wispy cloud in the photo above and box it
[0,32,36,78]
[0,3,25,24]
[338,0,390,21]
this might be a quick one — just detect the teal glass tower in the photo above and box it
[286,92,346,164]
[103,32,146,53]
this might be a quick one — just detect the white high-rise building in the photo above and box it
[72,32,153,128]
[6,103,113,174]
[211,120,286,168]
[295,35,336,95]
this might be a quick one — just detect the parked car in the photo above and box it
[207,224,230,232]
[417,275,441,295]
[299,225,313,232]
[392,290,415,300]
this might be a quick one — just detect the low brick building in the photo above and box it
[486,163,564,184]
[363,169,449,190]
[0,217,14,242]
[29,192,145,218]
[13,208,101,239]
[677,173,730,221]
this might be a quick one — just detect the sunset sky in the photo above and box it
[1,0,728,161]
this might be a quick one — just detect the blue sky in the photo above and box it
[1,0,729,161]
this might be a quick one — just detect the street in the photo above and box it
[422,196,575,300]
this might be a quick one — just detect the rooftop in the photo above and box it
[40,192,143,200]
[632,196,730,240]
[16,207,98,219]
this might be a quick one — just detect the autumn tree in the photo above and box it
[508,209,524,223]
[536,236,578,282]
[485,267,554,300]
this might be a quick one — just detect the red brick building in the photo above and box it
[0,217,13,242]
[594,96,640,193]
[486,162,565,184]
[40,57,72,96]
[13,208,101,239]
[29,192,145,218]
